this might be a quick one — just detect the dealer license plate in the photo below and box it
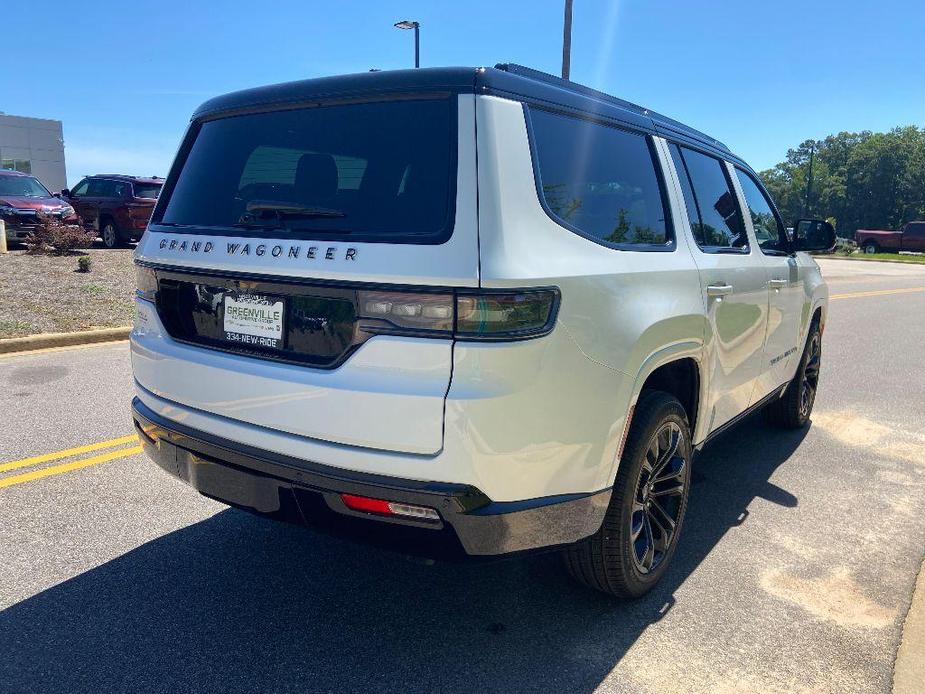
[223,293,285,349]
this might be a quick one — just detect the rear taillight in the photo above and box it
[456,290,558,339]
[358,290,456,333]
[135,265,157,302]
[341,493,441,522]
[358,288,559,341]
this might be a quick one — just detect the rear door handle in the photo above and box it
[706,283,734,297]
[769,278,788,288]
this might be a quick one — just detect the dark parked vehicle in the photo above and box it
[0,170,78,243]
[855,222,925,254]
[60,175,163,248]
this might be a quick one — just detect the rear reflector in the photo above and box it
[341,493,440,522]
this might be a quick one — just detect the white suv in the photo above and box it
[131,64,834,597]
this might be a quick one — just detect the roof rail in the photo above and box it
[494,63,649,118]
[493,62,730,154]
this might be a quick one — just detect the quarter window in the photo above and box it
[735,168,786,254]
[529,108,671,249]
[669,144,747,252]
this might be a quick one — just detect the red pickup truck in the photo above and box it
[855,222,925,254]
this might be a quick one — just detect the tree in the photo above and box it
[759,126,925,238]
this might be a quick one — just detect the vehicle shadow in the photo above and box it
[0,417,806,694]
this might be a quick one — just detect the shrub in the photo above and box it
[25,212,96,255]
[834,237,858,256]
[77,255,92,273]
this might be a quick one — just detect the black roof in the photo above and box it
[192,64,740,165]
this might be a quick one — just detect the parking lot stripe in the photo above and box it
[0,434,138,474]
[830,286,925,300]
[0,445,143,490]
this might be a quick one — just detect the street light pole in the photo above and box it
[804,140,816,217]
[394,20,420,68]
[562,0,573,80]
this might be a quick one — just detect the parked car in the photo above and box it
[130,65,835,597]
[60,174,163,248]
[855,222,925,254]
[0,170,77,243]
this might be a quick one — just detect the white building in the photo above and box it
[0,113,67,193]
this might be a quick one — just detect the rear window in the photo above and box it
[528,107,671,250]
[133,183,162,199]
[156,98,456,243]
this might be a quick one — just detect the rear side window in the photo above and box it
[669,144,748,252]
[157,98,456,244]
[734,168,786,254]
[528,108,671,249]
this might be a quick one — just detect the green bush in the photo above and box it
[77,255,92,272]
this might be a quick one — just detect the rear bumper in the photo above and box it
[132,397,610,559]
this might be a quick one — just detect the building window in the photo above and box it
[1,159,32,174]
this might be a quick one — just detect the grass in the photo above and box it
[80,283,107,295]
[835,252,925,265]
[0,319,35,335]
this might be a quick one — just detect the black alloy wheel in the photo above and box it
[800,331,821,419]
[564,390,692,598]
[630,421,687,574]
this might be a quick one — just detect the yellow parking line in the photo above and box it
[830,286,925,300]
[0,434,138,474]
[0,445,143,489]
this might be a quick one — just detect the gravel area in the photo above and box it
[0,247,135,339]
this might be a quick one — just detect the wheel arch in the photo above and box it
[622,345,706,457]
[636,356,701,435]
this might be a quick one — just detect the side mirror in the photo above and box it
[793,219,836,253]
[59,188,71,198]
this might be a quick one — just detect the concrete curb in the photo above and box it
[894,555,925,693]
[0,327,131,354]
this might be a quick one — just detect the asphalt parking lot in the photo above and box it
[1,257,924,693]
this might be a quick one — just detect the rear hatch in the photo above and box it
[134,92,479,455]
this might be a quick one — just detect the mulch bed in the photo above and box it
[0,246,135,339]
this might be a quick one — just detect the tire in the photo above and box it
[863,241,879,254]
[101,219,122,249]
[764,320,822,429]
[564,390,692,598]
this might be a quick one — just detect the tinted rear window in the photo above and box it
[156,98,456,243]
[133,183,162,199]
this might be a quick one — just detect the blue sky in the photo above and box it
[3,0,923,186]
